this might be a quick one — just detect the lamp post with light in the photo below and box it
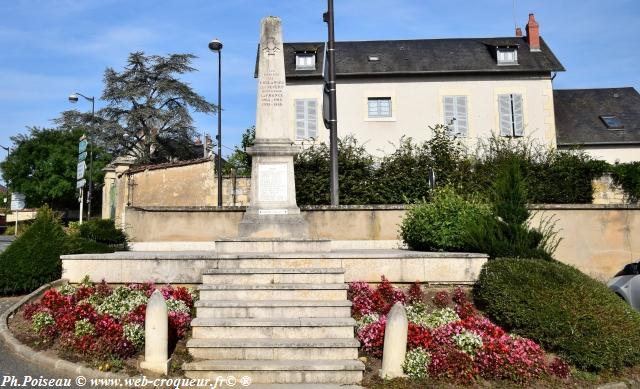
[208,38,223,207]
[68,92,95,219]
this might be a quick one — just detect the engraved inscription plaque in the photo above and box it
[258,163,288,202]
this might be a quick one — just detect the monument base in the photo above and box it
[237,210,309,239]
[216,238,331,254]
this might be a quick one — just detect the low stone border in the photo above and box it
[0,279,139,381]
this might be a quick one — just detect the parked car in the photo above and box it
[608,261,640,311]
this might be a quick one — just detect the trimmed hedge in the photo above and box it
[474,258,640,371]
[0,206,67,295]
[79,218,128,248]
[400,187,490,252]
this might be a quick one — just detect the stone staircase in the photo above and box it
[183,266,365,387]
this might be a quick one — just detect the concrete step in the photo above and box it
[195,300,352,319]
[191,317,356,339]
[198,283,348,301]
[187,338,360,360]
[214,257,342,270]
[202,268,345,284]
[183,359,364,385]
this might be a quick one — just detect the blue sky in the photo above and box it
[1,0,639,172]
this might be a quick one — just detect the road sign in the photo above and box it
[77,161,86,180]
[10,193,25,211]
[78,151,87,162]
[76,179,86,189]
[78,138,88,154]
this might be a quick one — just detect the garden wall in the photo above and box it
[123,204,640,280]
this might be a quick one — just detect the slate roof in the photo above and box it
[554,88,640,145]
[259,37,565,79]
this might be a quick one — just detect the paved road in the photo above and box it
[0,236,14,252]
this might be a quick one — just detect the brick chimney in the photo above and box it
[515,27,523,37]
[526,13,541,52]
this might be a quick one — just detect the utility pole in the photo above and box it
[323,0,340,205]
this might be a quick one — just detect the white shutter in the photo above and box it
[455,96,468,136]
[498,94,514,136]
[512,94,524,136]
[295,100,306,140]
[443,96,455,131]
[306,100,317,138]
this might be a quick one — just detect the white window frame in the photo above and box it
[497,48,518,66]
[294,98,318,140]
[295,53,316,70]
[367,97,392,118]
[498,93,525,137]
[443,95,469,137]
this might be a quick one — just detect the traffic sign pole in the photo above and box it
[79,188,84,224]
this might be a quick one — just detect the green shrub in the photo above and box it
[474,258,640,371]
[0,206,68,295]
[64,235,114,255]
[400,187,490,251]
[79,219,127,248]
[463,159,558,260]
[611,162,640,203]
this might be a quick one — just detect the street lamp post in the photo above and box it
[208,38,223,207]
[68,93,95,219]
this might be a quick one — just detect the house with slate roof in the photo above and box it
[554,87,640,163]
[259,14,565,155]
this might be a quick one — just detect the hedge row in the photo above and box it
[294,128,609,205]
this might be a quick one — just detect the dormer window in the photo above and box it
[295,52,316,70]
[497,48,518,65]
[600,115,624,129]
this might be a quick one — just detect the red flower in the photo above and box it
[433,291,450,308]
[407,281,424,304]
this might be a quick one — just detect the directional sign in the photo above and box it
[76,179,86,189]
[77,161,86,180]
[78,151,87,162]
[10,193,26,211]
[78,138,88,154]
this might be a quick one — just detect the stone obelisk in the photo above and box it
[238,16,308,239]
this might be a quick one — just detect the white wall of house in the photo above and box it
[559,145,640,164]
[287,74,557,156]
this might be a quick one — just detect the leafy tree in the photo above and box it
[0,128,109,210]
[57,52,216,165]
[224,126,255,175]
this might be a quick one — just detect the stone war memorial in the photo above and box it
[61,17,487,386]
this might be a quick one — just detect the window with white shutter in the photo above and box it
[498,94,524,137]
[443,96,468,136]
[294,99,318,140]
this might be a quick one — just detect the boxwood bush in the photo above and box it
[400,187,490,251]
[0,206,68,295]
[474,258,640,371]
[78,218,128,249]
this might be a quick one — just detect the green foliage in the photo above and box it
[64,235,114,255]
[0,128,109,209]
[293,131,604,205]
[400,187,490,251]
[79,219,128,247]
[474,258,640,371]
[403,347,430,379]
[295,136,378,205]
[611,162,640,203]
[0,205,68,295]
[223,126,255,175]
[463,160,559,260]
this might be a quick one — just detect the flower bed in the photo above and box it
[17,278,196,371]
[349,277,570,385]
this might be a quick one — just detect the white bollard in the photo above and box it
[140,290,170,374]
[379,302,408,379]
